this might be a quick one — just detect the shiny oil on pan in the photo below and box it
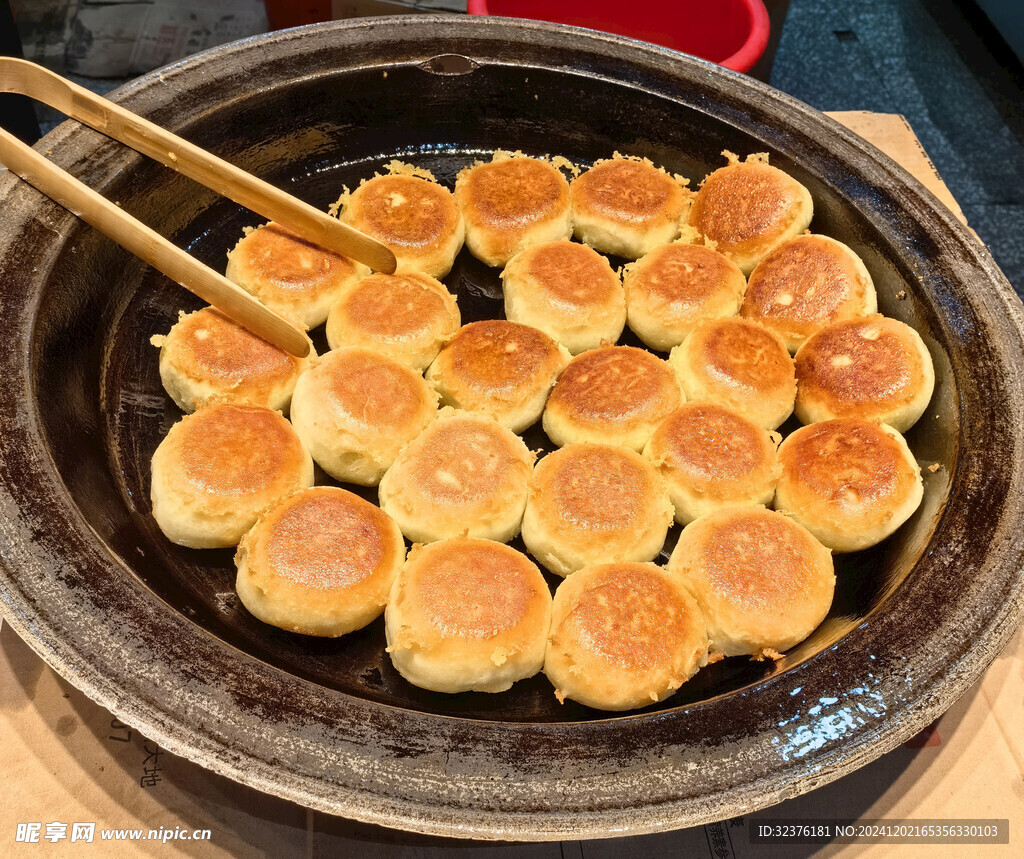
[0,16,1022,841]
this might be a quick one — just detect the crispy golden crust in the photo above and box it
[624,243,748,350]
[571,159,685,226]
[501,240,626,354]
[347,174,456,248]
[234,487,404,636]
[324,272,459,369]
[522,444,673,577]
[438,320,563,393]
[687,160,813,274]
[644,403,780,524]
[341,174,464,277]
[570,157,689,259]
[426,320,570,431]
[225,223,366,328]
[324,351,431,430]
[794,315,934,431]
[456,155,572,266]
[741,234,876,352]
[525,241,620,306]
[774,419,923,551]
[670,318,795,429]
[151,403,314,549]
[378,411,533,544]
[544,562,709,710]
[415,543,541,639]
[176,404,306,495]
[288,348,437,485]
[265,491,398,588]
[668,506,834,657]
[543,346,682,450]
[385,538,552,693]
[156,307,308,413]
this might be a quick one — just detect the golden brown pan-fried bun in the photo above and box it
[687,154,814,275]
[425,320,571,432]
[324,271,460,370]
[153,307,312,414]
[455,152,572,267]
[377,410,534,544]
[385,538,552,693]
[544,562,709,711]
[668,506,834,657]
[337,163,464,279]
[623,242,747,351]
[501,239,626,355]
[794,315,935,432]
[570,155,690,259]
[289,348,437,485]
[643,403,780,525]
[151,403,314,549]
[522,443,674,578]
[543,346,683,451]
[225,222,367,329]
[774,419,923,552]
[741,234,877,353]
[235,487,405,637]
[669,317,795,430]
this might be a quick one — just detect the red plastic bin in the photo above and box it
[467,0,770,74]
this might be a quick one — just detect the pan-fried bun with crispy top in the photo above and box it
[794,314,935,432]
[687,154,813,275]
[153,307,312,414]
[570,154,689,259]
[522,443,674,578]
[774,418,923,552]
[544,562,710,711]
[668,506,835,658]
[623,242,747,351]
[669,317,795,430]
[425,320,571,432]
[235,487,405,637]
[289,348,438,485]
[643,403,780,525]
[377,410,534,544]
[455,151,572,267]
[325,271,460,370]
[385,538,552,694]
[741,234,877,353]
[336,162,464,279]
[151,403,314,549]
[225,222,367,329]
[543,345,683,451]
[501,239,626,355]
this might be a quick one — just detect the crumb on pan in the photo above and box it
[752,647,785,662]
[327,186,351,218]
[382,160,437,182]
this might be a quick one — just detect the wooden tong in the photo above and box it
[0,58,397,358]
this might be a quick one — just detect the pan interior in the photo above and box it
[30,59,957,723]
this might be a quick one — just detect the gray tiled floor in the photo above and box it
[771,0,1024,296]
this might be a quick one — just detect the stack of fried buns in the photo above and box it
[148,151,932,712]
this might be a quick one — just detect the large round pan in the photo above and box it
[0,16,1022,840]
